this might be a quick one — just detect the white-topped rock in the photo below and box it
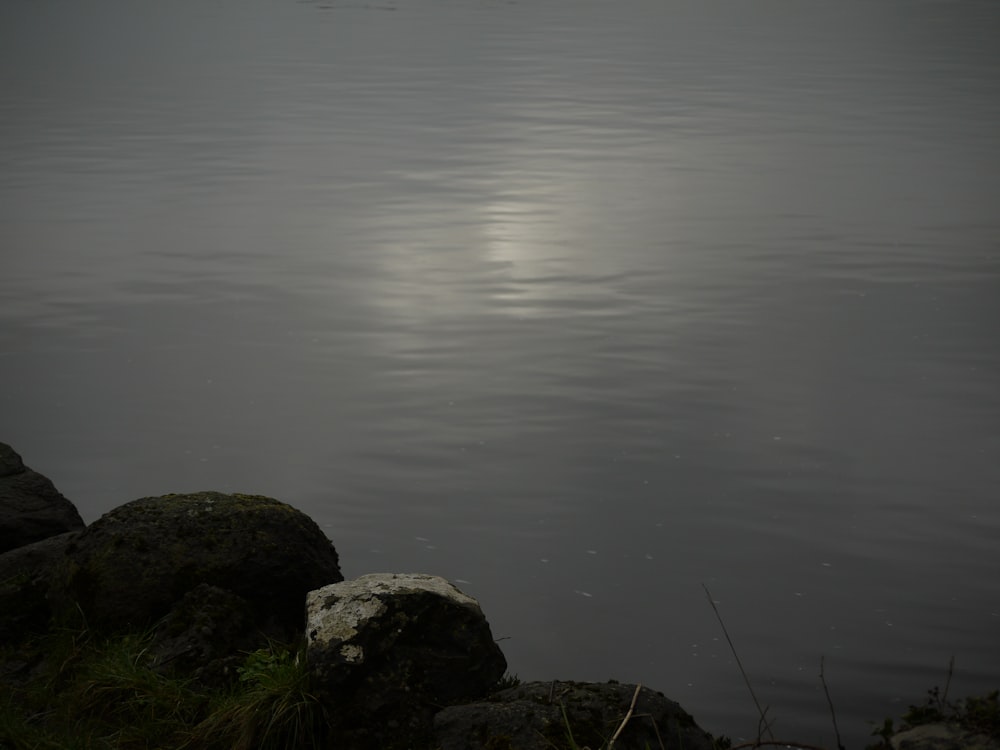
[305,572,507,748]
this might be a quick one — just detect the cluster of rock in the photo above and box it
[0,441,716,749]
[11,441,985,750]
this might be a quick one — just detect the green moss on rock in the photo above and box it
[59,492,343,636]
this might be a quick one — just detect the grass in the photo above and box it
[184,644,331,750]
[1,629,526,750]
[866,685,1000,749]
[2,620,996,750]
[1,628,206,749]
[0,627,325,750]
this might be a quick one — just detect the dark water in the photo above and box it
[3,0,999,744]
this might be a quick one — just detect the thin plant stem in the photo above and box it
[630,712,667,750]
[819,655,844,750]
[702,584,774,743]
[942,655,955,706]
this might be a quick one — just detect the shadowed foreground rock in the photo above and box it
[434,680,717,750]
[147,582,260,685]
[0,531,80,643]
[306,572,507,749]
[890,723,1000,750]
[61,491,344,636]
[0,442,84,554]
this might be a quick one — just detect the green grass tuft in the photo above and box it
[0,628,331,750]
[185,644,331,750]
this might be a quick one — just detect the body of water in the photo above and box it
[2,0,999,745]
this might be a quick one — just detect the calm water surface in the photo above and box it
[2,0,999,744]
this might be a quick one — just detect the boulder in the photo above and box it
[0,531,81,642]
[0,442,84,554]
[148,583,260,686]
[891,723,1000,750]
[306,573,507,749]
[434,680,717,750]
[60,491,343,635]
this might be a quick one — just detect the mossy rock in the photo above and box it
[434,680,716,750]
[59,492,343,636]
[307,573,508,750]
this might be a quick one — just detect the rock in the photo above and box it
[891,723,1000,750]
[60,491,343,635]
[148,583,261,686]
[434,680,717,750]
[306,573,507,749]
[0,442,84,554]
[0,531,80,642]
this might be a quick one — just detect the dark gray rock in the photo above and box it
[891,723,1000,750]
[434,680,717,750]
[0,531,80,642]
[0,442,84,554]
[60,491,343,635]
[148,583,261,686]
[0,442,24,476]
[306,573,507,749]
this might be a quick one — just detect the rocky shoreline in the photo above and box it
[1,441,996,750]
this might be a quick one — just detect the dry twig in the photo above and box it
[607,684,642,749]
